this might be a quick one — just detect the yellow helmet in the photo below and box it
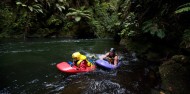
[72,52,81,60]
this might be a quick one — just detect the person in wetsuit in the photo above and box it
[72,52,92,69]
[101,48,119,67]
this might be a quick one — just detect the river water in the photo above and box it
[0,38,156,94]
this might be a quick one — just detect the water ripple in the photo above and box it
[0,49,48,54]
[84,79,126,94]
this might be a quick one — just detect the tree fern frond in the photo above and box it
[175,2,190,14]
[66,12,77,16]
[175,7,190,14]
[142,24,152,32]
[142,21,153,32]
[66,7,92,21]
[177,3,190,9]
[32,4,42,9]
[180,29,190,48]
[68,8,76,11]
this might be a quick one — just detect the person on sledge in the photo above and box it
[72,52,92,69]
[100,48,119,67]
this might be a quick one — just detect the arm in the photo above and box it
[76,55,86,66]
[76,60,83,66]
[100,53,109,60]
[113,55,119,66]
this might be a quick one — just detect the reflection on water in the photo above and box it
[0,38,156,94]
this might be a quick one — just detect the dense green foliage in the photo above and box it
[118,0,190,55]
[0,0,120,39]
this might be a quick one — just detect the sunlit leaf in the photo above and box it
[75,16,81,22]
[28,6,33,12]
[59,0,63,2]
[22,4,27,7]
[115,22,120,26]
[47,2,51,7]
[37,9,43,13]
[56,4,62,12]
[16,2,22,5]
[175,3,190,14]
[60,6,65,10]
[68,8,76,11]
[175,7,190,14]
[66,12,77,16]
[33,4,42,9]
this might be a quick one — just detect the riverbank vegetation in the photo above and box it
[1,0,190,93]
[0,0,120,39]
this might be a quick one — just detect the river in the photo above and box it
[0,38,157,94]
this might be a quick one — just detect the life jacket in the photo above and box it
[75,55,91,67]
[107,52,117,63]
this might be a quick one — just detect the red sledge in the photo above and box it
[56,62,96,74]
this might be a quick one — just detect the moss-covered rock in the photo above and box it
[159,55,190,93]
[171,55,188,64]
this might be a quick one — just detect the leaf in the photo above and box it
[142,20,152,31]
[66,12,77,16]
[175,3,190,14]
[142,19,166,39]
[115,22,120,26]
[175,7,190,14]
[60,6,65,10]
[58,7,62,12]
[56,4,63,12]
[150,28,156,35]
[22,4,27,7]
[176,3,190,9]
[68,8,76,11]
[157,29,165,39]
[16,2,22,5]
[75,16,81,22]
[47,2,51,7]
[142,23,152,32]
[28,6,33,12]
[85,15,91,19]
[33,4,42,9]
[124,23,130,28]
[59,0,63,2]
[37,9,43,13]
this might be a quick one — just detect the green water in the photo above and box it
[0,38,155,94]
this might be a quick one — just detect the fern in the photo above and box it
[142,20,166,39]
[180,29,190,48]
[175,2,190,14]
[142,20,152,33]
[176,3,190,9]
[47,15,62,25]
[66,6,92,22]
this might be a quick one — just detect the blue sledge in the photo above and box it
[95,59,121,70]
